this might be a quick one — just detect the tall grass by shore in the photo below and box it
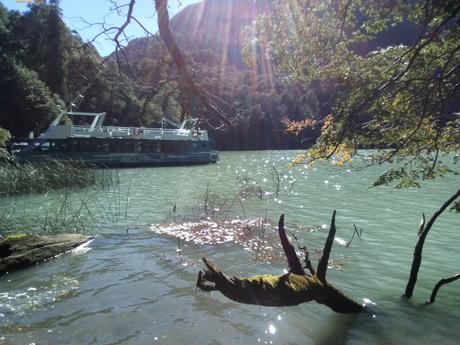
[0,183,133,237]
[0,161,118,196]
[0,161,130,237]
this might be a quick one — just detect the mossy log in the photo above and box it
[0,234,92,275]
[197,212,363,314]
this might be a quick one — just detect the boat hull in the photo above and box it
[13,138,219,167]
[14,151,218,167]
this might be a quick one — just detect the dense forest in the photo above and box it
[0,1,149,138]
[0,0,428,149]
[0,0,455,152]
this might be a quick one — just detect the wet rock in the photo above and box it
[0,234,92,276]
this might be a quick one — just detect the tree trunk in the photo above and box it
[196,212,363,314]
[154,0,232,127]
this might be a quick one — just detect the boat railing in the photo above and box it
[69,125,195,138]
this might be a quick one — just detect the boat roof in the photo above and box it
[40,111,209,141]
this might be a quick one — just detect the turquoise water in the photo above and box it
[0,151,459,344]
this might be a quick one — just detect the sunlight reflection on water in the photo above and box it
[0,151,458,344]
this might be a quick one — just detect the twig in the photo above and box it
[177,238,183,262]
[272,166,280,198]
[238,197,246,219]
[346,224,362,247]
[290,231,315,276]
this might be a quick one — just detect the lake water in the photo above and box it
[0,151,459,345]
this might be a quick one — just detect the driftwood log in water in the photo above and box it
[0,234,91,275]
[197,212,363,313]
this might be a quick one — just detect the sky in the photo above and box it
[2,0,201,56]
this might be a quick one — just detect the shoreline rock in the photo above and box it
[0,234,92,276]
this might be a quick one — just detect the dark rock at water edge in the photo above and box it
[0,234,92,276]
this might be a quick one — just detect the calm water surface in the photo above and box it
[0,151,459,345]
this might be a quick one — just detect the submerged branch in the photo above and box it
[317,210,336,281]
[290,231,316,275]
[404,188,460,298]
[196,213,363,313]
[427,273,460,304]
[278,214,305,275]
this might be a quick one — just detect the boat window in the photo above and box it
[141,142,152,152]
[119,141,134,153]
[36,141,52,151]
[172,142,186,152]
[55,141,69,151]
[73,140,94,152]
[58,115,72,125]
[71,141,80,151]
[134,142,142,152]
[155,143,161,153]
[90,141,99,152]
[79,141,90,152]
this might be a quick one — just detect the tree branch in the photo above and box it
[404,188,460,298]
[196,211,363,313]
[154,0,233,128]
[317,210,337,281]
[278,214,305,275]
[290,231,316,275]
[427,273,460,304]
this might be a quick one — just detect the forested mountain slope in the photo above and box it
[1,0,423,150]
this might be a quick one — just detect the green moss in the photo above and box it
[242,273,316,292]
[5,233,29,240]
[244,275,281,288]
[285,274,315,292]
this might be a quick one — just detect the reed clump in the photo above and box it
[0,183,132,237]
[0,161,118,196]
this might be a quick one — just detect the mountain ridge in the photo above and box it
[169,0,272,69]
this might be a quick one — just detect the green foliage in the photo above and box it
[0,177,131,237]
[0,58,59,136]
[5,0,456,155]
[371,168,421,189]
[0,128,10,147]
[248,0,460,183]
[450,201,460,213]
[0,192,98,236]
[0,0,322,149]
[0,3,156,136]
[0,127,11,160]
